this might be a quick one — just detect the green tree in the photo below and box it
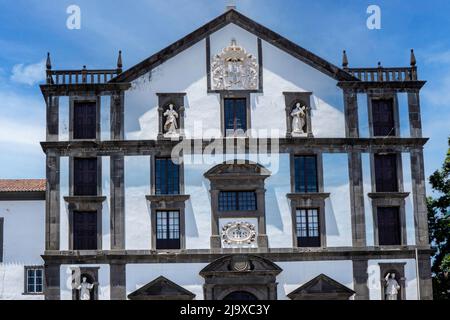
[427,137,450,300]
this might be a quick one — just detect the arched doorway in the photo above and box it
[223,291,258,301]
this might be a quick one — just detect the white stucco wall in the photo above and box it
[60,157,69,250]
[402,153,416,246]
[367,259,418,300]
[0,200,45,300]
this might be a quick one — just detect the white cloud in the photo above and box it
[10,60,46,85]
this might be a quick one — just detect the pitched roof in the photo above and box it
[0,179,46,193]
[287,274,355,300]
[128,276,196,300]
[111,9,357,83]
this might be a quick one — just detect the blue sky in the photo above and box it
[0,0,448,193]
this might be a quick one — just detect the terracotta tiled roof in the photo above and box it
[0,179,46,193]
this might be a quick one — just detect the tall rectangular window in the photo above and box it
[25,267,44,294]
[156,211,180,250]
[295,209,320,247]
[155,158,180,195]
[372,99,395,137]
[224,98,247,133]
[294,156,318,193]
[73,211,98,250]
[73,101,97,140]
[377,207,401,246]
[218,191,257,211]
[73,158,98,196]
[374,154,398,192]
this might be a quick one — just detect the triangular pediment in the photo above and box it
[128,276,195,300]
[111,9,356,83]
[287,274,355,300]
[200,255,282,277]
[204,161,271,179]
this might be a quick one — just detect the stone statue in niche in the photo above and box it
[76,277,95,300]
[163,104,179,137]
[290,102,307,136]
[384,273,401,300]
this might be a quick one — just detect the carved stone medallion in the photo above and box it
[222,221,257,245]
[211,39,258,90]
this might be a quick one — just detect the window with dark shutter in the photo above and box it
[156,211,180,250]
[294,156,318,193]
[73,158,98,196]
[224,98,247,134]
[372,99,395,137]
[155,158,180,195]
[296,209,321,247]
[374,154,398,192]
[73,101,96,140]
[73,211,98,250]
[377,207,401,246]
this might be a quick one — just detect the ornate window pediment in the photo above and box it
[211,39,258,90]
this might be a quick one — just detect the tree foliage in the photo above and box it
[427,137,450,300]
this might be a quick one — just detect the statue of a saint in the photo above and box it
[76,277,95,300]
[291,103,307,135]
[384,273,401,300]
[163,104,179,136]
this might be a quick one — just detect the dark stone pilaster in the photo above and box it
[352,259,369,300]
[417,252,433,300]
[410,149,429,246]
[110,155,125,250]
[348,152,366,247]
[407,90,422,138]
[46,95,59,142]
[343,89,359,138]
[46,154,60,251]
[110,91,125,140]
[44,264,60,300]
[110,263,127,300]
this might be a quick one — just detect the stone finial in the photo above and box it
[226,0,236,11]
[117,50,123,70]
[342,50,349,68]
[46,52,52,70]
[410,49,416,67]
[378,61,382,67]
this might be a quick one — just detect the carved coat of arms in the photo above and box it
[211,39,258,90]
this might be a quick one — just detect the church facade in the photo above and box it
[1,8,433,300]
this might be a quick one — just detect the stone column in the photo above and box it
[408,90,422,138]
[110,91,124,140]
[417,252,433,300]
[44,263,60,300]
[410,148,429,247]
[46,95,59,142]
[110,155,125,250]
[256,188,268,248]
[46,153,60,251]
[352,259,369,300]
[344,89,366,247]
[110,263,127,300]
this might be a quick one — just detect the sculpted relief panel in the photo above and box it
[211,39,258,90]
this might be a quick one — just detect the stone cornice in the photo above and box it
[337,80,426,92]
[145,194,190,202]
[40,83,131,97]
[41,137,429,156]
[367,192,410,199]
[287,192,331,201]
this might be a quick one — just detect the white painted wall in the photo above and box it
[60,157,69,250]
[60,264,110,300]
[0,200,45,300]
[402,153,416,246]
[367,259,418,300]
[362,153,374,246]
[102,157,111,250]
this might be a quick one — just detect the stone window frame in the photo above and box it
[204,162,271,249]
[71,266,99,300]
[23,265,45,295]
[69,156,103,197]
[367,92,400,138]
[378,262,406,300]
[220,91,252,137]
[368,193,409,247]
[0,217,3,263]
[156,93,186,140]
[287,152,328,248]
[370,152,404,193]
[147,153,189,251]
[69,95,101,141]
[283,92,314,138]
